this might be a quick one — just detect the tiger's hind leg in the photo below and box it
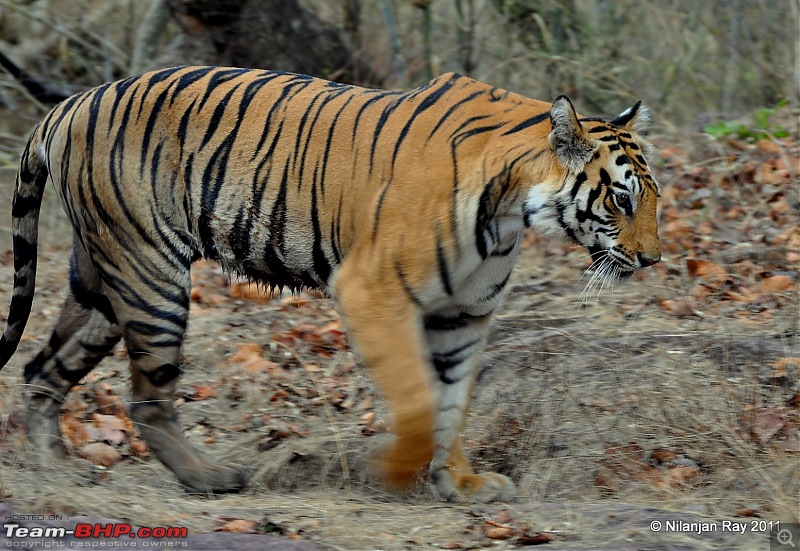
[24,237,123,462]
[425,312,515,502]
[93,241,246,494]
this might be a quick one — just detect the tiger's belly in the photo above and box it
[200,210,338,292]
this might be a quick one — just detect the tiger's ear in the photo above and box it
[549,95,597,173]
[611,101,650,134]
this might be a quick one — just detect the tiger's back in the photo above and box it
[0,66,660,501]
[41,67,544,291]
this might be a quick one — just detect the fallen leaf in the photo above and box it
[667,465,700,485]
[203,293,230,306]
[230,342,264,363]
[92,383,124,416]
[439,542,466,550]
[756,138,782,154]
[484,524,514,540]
[650,448,678,464]
[61,414,91,447]
[230,281,279,302]
[723,287,757,303]
[766,357,799,385]
[748,407,786,443]
[517,532,553,545]
[214,518,258,534]
[686,259,727,279]
[191,385,215,401]
[303,363,325,373]
[78,442,122,467]
[129,439,150,459]
[242,357,283,376]
[92,414,127,445]
[659,298,695,317]
[774,428,800,452]
[758,274,794,293]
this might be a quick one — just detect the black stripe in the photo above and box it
[500,111,548,136]
[140,81,180,178]
[477,272,511,301]
[368,96,402,176]
[350,91,390,147]
[575,183,607,225]
[332,191,345,263]
[101,270,187,330]
[10,193,41,219]
[195,67,249,112]
[293,89,326,181]
[70,280,117,325]
[140,363,182,387]
[435,227,453,295]
[432,356,462,384]
[431,338,479,365]
[12,234,36,273]
[310,170,331,284]
[570,172,588,200]
[251,76,310,161]
[426,89,484,142]
[447,114,491,141]
[297,88,350,190]
[106,76,139,138]
[371,181,391,242]
[454,123,506,146]
[490,240,517,257]
[260,164,300,290]
[125,320,184,341]
[242,119,285,258]
[200,83,242,150]
[394,259,422,307]
[391,76,457,168]
[423,312,487,331]
[587,124,608,133]
[599,168,612,186]
[166,66,217,106]
[55,357,93,384]
[319,94,356,195]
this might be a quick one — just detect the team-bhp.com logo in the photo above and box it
[4,521,188,546]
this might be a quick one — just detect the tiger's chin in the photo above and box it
[616,268,634,281]
[586,244,635,282]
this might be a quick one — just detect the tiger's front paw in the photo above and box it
[431,467,515,502]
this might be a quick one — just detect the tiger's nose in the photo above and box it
[637,252,660,268]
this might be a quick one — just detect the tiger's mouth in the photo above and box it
[587,245,635,281]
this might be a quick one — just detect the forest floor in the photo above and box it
[0,114,797,550]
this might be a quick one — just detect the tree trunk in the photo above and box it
[159,0,381,86]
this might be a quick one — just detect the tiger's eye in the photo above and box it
[615,192,632,212]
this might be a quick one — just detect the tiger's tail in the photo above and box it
[0,126,48,368]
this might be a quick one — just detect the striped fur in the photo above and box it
[0,67,660,501]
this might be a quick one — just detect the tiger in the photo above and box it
[0,66,660,502]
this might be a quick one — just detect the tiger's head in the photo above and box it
[524,95,661,281]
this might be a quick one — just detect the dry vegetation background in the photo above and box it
[0,1,797,550]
